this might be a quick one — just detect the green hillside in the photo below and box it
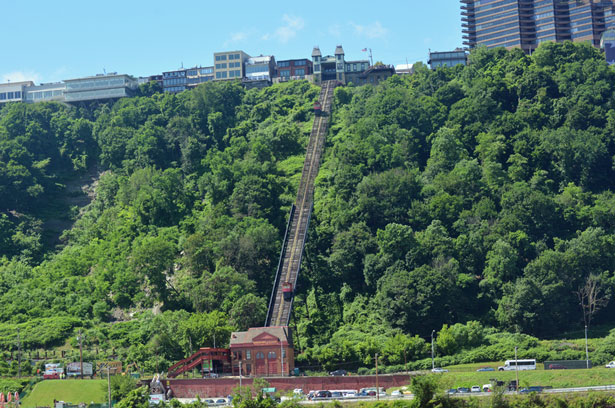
[2,41,615,375]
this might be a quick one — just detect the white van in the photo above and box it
[498,359,536,371]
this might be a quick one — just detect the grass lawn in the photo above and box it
[21,380,107,408]
[434,367,615,390]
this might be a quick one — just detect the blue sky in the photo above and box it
[0,0,462,84]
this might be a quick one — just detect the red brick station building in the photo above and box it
[230,326,294,376]
[167,326,294,378]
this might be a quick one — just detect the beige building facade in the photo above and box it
[213,50,250,80]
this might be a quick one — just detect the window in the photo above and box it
[295,68,305,76]
[280,69,290,77]
[268,351,276,359]
[282,349,286,358]
[278,61,290,67]
[216,55,227,61]
[7,92,14,99]
[0,93,5,100]
[215,63,227,69]
[246,350,251,360]
[201,68,213,74]
[229,54,235,60]
[15,91,21,99]
[256,352,264,359]
[216,72,221,79]
[235,53,240,59]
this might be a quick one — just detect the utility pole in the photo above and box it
[107,365,112,408]
[515,346,519,394]
[431,330,436,370]
[585,325,590,369]
[375,353,379,401]
[17,328,21,379]
[79,329,84,380]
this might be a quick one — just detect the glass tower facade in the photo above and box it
[462,0,615,52]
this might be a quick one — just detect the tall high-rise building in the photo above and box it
[461,0,615,52]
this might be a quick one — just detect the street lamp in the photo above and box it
[431,330,436,370]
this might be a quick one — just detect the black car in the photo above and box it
[315,390,332,399]
[457,387,470,393]
[329,369,348,376]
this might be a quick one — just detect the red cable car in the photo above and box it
[282,282,293,300]
[314,101,322,116]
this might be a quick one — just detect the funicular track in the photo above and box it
[265,80,336,327]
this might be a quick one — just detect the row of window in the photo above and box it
[241,349,286,360]
[66,78,127,90]
[163,71,186,78]
[216,53,242,61]
[26,90,63,100]
[215,70,242,79]
[164,78,187,86]
[0,91,22,100]
[345,62,369,72]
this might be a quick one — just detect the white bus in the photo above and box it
[498,359,536,371]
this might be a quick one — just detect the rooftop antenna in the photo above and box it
[103,68,106,75]
[369,48,374,66]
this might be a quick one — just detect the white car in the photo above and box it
[431,367,449,373]
[471,386,481,393]
[606,361,615,368]
[391,390,402,397]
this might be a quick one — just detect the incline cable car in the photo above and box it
[282,282,293,300]
[314,101,322,116]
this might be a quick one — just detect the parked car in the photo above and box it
[482,384,492,392]
[447,389,458,395]
[431,367,449,373]
[315,390,332,399]
[477,367,495,372]
[548,364,567,370]
[471,386,481,393]
[215,399,226,405]
[391,390,402,397]
[345,391,357,398]
[329,369,347,376]
[457,387,470,393]
[606,361,615,368]
[331,392,343,399]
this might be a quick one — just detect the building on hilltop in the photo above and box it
[243,55,276,89]
[229,326,294,376]
[24,82,66,103]
[214,50,250,81]
[461,0,615,53]
[63,73,138,103]
[274,58,313,83]
[0,81,34,104]
[428,49,468,69]
[162,67,214,93]
[311,45,372,85]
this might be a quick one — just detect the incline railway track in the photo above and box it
[265,80,336,327]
